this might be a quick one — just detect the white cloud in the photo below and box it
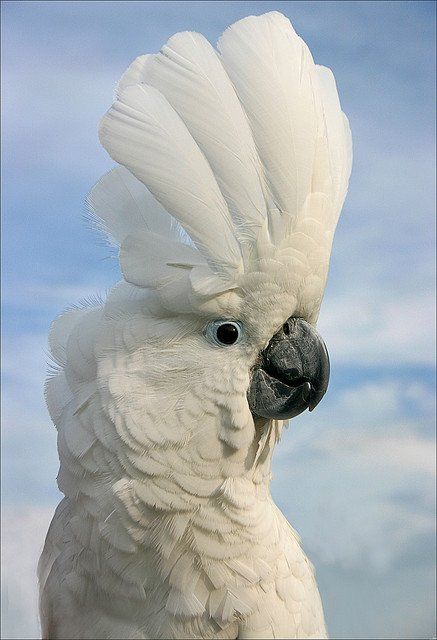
[316,429,435,476]
[1,331,61,507]
[272,378,435,575]
[318,288,435,366]
[1,504,56,640]
[2,34,116,182]
[2,282,112,313]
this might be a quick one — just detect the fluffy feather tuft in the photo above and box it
[96,11,351,321]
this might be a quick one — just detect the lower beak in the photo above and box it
[247,317,330,421]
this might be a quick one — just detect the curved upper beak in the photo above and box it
[247,317,330,420]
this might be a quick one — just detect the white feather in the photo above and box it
[48,308,90,367]
[116,54,151,96]
[316,65,353,217]
[99,83,243,276]
[120,229,206,288]
[140,31,268,242]
[87,165,176,246]
[218,12,323,221]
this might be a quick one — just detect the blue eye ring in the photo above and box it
[204,320,243,347]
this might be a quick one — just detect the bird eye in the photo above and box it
[204,320,243,346]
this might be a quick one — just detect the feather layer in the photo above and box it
[99,83,242,276]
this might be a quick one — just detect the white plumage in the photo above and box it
[39,12,351,639]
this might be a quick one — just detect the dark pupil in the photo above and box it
[216,323,239,345]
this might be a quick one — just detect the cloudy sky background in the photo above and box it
[1,1,435,638]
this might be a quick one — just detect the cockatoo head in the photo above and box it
[86,11,351,474]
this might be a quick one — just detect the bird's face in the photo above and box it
[201,313,329,423]
[123,303,330,426]
[109,189,335,445]
[99,269,330,469]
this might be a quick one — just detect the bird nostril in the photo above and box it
[282,322,290,335]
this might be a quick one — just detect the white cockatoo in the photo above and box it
[38,11,351,640]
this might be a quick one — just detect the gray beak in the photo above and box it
[247,317,330,420]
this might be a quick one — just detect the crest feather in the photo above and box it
[135,31,269,243]
[99,83,243,276]
[87,166,177,246]
[95,12,352,320]
[218,12,325,222]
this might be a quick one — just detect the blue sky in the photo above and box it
[1,1,435,638]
